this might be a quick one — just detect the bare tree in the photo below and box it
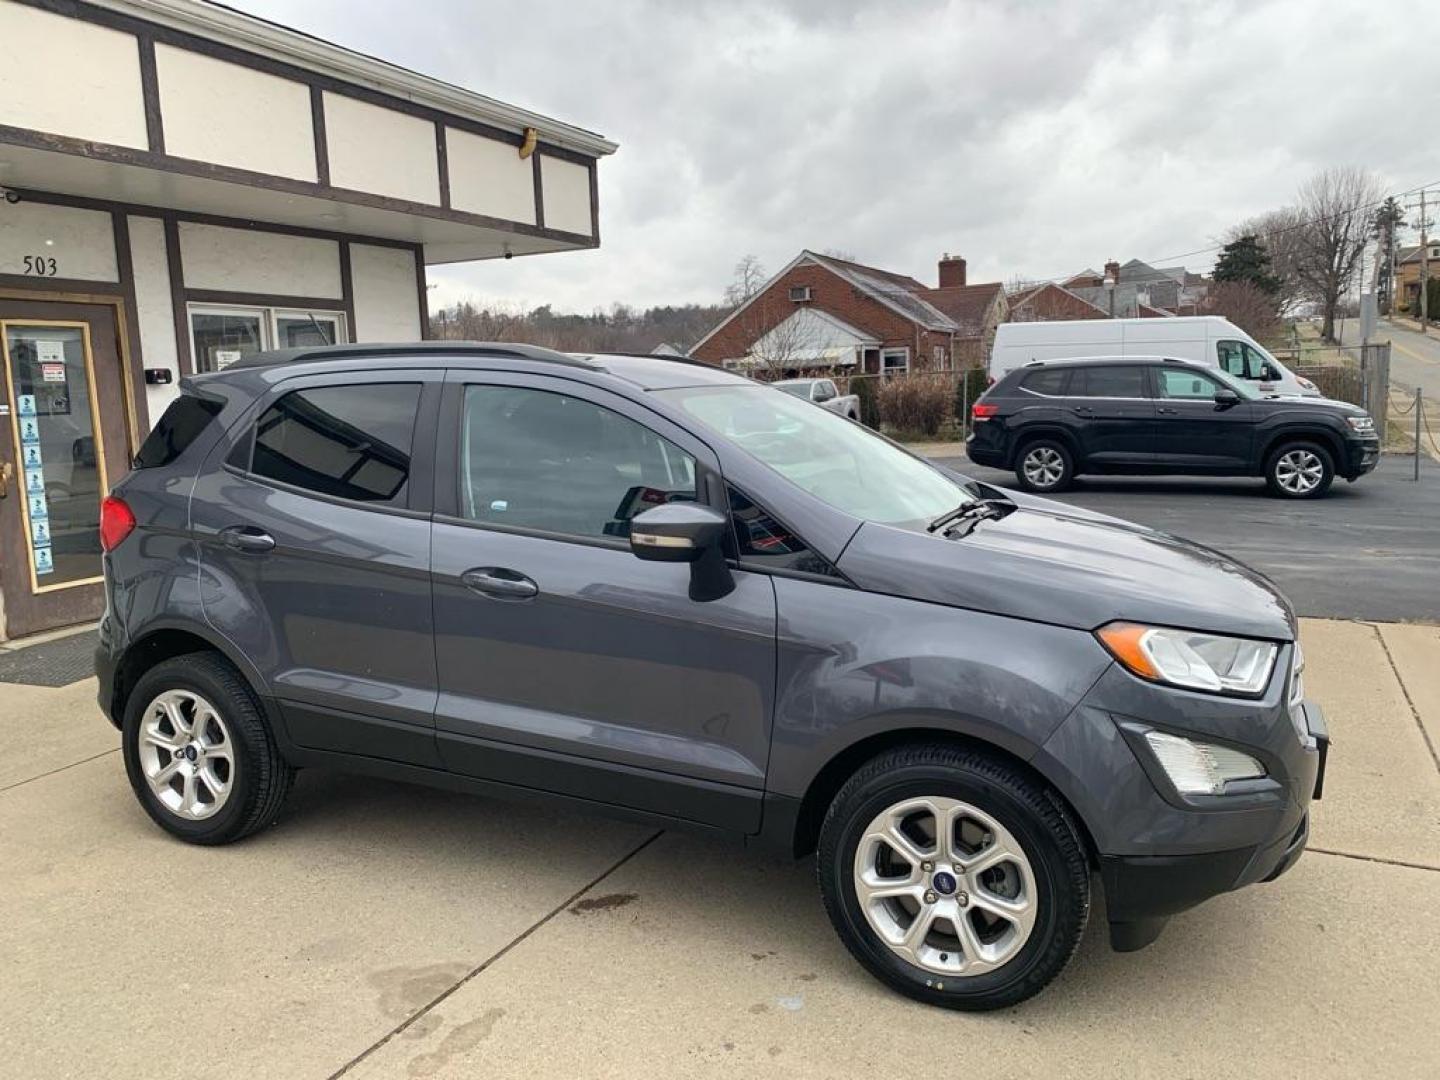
[1229,206,1311,316]
[1202,280,1283,344]
[724,254,768,307]
[745,307,823,375]
[1291,167,1384,342]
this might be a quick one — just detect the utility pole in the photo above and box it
[1421,188,1430,335]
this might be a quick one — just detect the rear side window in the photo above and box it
[248,383,421,504]
[1019,369,1070,396]
[1073,366,1147,398]
[133,395,222,469]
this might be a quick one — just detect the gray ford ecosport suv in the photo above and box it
[97,343,1327,1010]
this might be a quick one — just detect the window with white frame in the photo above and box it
[189,304,348,372]
[932,344,947,370]
[881,348,909,376]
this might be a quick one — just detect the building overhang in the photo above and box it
[0,0,613,265]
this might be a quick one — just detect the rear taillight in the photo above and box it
[99,495,136,552]
[972,402,1000,420]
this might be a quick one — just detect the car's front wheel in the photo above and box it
[817,744,1090,1010]
[122,652,294,845]
[1014,439,1075,493]
[1265,440,1334,499]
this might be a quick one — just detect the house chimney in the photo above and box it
[938,253,967,289]
[1104,259,1121,284]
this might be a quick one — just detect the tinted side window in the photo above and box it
[729,485,838,577]
[1074,366,1147,398]
[250,383,420,503]
[133,394,222,469]
[1156,368,1222,399]
[1019,369,1070,396]
[459,386,696,540]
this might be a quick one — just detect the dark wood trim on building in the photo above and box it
[0,125,596,250]
[338,241,357,338]
[435,122,451,210]
[185,288,347,312]
[309,85,330,187]
[22,0,605,165]
[413,244,430,340]
[136,34,165,155]
[110,211,151,435]
[588,159,600,246]
[0,272,123,296]
[15,187,421,253]
[532,152,545,230]
[162,216,193,376]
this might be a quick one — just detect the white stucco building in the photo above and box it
[0,0,615,638]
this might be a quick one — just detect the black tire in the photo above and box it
[1013,438,1075,493]
[122,652,294,845]
[817,744,1089,1011]
[1264,440,1334,499]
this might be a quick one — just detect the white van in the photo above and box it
[989,316,1321,397]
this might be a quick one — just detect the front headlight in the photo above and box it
[1346,415,1375,434]
[1096,622,1278,696]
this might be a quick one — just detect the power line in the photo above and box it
[1015,176,1440,291]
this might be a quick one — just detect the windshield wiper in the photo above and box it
[926,498,1013,535]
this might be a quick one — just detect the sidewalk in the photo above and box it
[1,618,1438,1079]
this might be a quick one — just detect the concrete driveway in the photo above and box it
[3,619,1439,1079]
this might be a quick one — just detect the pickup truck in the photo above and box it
[774,378,860,420]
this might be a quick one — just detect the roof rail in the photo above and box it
[577,349,717,371]
[230,340,603,371]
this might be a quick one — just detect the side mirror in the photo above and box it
[1262,364,1280,381]
[1213,388,1241,406]
[630,503,734,601]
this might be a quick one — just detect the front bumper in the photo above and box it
[1100,699,1328,950]
[1342,437,1381,479]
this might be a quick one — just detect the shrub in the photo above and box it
[877,376,951,437]
[952,367,989,434]
[851,375,881,429]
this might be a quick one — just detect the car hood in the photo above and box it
[838,504,1296,642]
[1255,395,1366,418]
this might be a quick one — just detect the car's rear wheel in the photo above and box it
[1265,440,1334,499]
[817,744,1090,1010]
[122,652,294,845]
[1014,439,1074,493]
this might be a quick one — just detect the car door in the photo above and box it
[190,368,443,765]
[429,370,777,832]
[1064,364,1157,466]
[1150,366,1254,469]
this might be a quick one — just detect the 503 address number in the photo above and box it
[22,255,58,277]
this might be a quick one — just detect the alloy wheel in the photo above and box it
[853,796,1038,977]
[1022,447,1064,488]
[1275,449,1324,494]
[137,690,235,820]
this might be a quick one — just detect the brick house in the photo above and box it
[1395,241,1439,314]
[690,251,1006,375]
[1007,282,1110,322]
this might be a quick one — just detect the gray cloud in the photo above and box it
[231,0,1423,311]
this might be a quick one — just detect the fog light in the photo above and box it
[1144,731,1265,795]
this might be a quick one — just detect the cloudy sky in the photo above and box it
[231,0,1423,314]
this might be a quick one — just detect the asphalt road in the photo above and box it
[932,453,1439,623]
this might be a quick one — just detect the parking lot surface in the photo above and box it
[3,619,1439,1079]
[934,453,1440,623]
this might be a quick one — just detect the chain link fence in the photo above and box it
[1273,342,1391,431]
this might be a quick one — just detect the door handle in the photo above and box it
[1073,405,1092,413]
[219,525,275,553]
[461,567,538,600]
[1157,407,1179,415]
[0,460,12,499]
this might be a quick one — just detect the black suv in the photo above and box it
[967,356,1380,498]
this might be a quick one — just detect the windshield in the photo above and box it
[1208,366,1264,400]
[658,384,969,525]
[776,382,811,399]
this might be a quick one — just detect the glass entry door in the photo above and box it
[0,300,131,640]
